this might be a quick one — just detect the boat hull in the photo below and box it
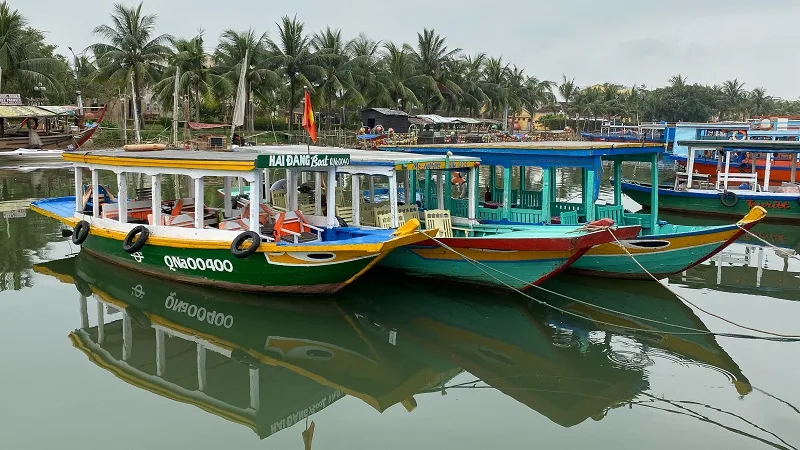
[31,197,429,295]
[378,227,640,290]
[621,181,799,221]
[569,207,767,279]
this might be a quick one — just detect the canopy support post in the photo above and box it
[424,170,432,209]
[584,168,596,222]
[91,169,100,217]
[502,166,511,220]
[287,169,298,211]
[249,170,261,233]
[519,166,526,198]
[155,328,166,376]
[326,167,337,228]
[197,344,208,391]
[352,175,361,226]
[249,367,260,410]
[315,172,323,216]
[194,176,204,229]
[151,175,162,226]
[74,167,83,213]
[78,292,89,330]
[437,172,445,210]
[468,166,477,221]
[764,153,772,191]
[389,172,399,227]
[791,154,797,184]
[223,176,232,218]
[613,160,622,206]
[96,300,105,344]
[490,166,497,202]
[650,152,659,231]
[409,170,418,208]
[541,167,552,224]
[117,172,128,223]
[368,176,375,203]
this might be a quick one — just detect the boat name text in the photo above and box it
[163,256,234,272]
[261,153,350,168]
[270,390,344,435]
[164,292,233,328]
[745,200,792,210]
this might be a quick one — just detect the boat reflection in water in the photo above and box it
[35,252,461,440]
[671,242,800,302]
[351,273,751,427]
[36,250,750,438]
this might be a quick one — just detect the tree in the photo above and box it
[411,28,461,112]
[312,27,365,130]
[668,74,687,88]
[375,42,436,112]
[749,87,772,117]
[721,78,746,119]
[215,29,276,133]
[559,75,580,128]
[267,15,322,131]
[90,2,171,125]
[0,2,67,97]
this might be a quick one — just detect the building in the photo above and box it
[360,108,411,133]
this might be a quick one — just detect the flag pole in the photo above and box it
[304,86,310,154]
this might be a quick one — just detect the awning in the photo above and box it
[0,105,59,118]
[40,105,78,115]
[187,121,230,130]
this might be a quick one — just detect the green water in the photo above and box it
[0,166,799,449]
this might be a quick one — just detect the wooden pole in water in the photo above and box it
[650,152,659,231]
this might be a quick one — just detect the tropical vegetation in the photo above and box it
[1,1,799,134]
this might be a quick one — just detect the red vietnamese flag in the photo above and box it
[302,90,317,142]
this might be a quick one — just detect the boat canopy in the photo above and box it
[384,141,664,169]
[677,139,800,154]
[63,148,352,177]
[0,105,61,118]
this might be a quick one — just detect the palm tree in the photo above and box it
[668,74,687,88]
[559,75,580,128]
[0,2,66,94]
[90,2,171,125]
[749,87,772,117]
[311,27,366,130]
[722,78,746,119]
[215,29,275,133]
[523,76,555,119]
[375,42,436,112]
[481,57,509,119]
[154,32,231,123]
[267,15,322,131]
[411,28,461,112]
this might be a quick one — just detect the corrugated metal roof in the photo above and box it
[409,117,432,125]
[40,105,78,115]
[416,114,456,124]
[0,105,59,118]
[364,108,409,117]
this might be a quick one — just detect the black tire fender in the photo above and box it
[72,220,90,245]
[231,231,261,258]
[720,191,738,208]
[123,225,149,254]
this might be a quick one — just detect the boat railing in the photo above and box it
[451,198,469,219]
[509,208,545,224]
[551,202,585,216]
[477,207,502,221]
[520,191,543,209]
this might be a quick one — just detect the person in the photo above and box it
[27,118,42,149]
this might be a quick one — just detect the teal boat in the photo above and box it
[382,141,767,279]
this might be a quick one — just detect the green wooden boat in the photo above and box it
[383,141,768,279]
[622,139,800,222]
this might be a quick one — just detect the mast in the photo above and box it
[230,49,249,147]
[172,66,181,147]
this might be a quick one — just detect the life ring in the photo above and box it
[720,191,738,207]
[72,220,90,245]
[730,130,747,140]
[123,225,149,253]
[231,231,261,258]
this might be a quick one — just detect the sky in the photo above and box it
[24,0,800,99]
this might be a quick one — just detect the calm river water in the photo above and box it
[0,163,798,449]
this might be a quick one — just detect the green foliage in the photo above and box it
[537,114,576,130]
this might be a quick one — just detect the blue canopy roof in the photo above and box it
[382,141,664,169]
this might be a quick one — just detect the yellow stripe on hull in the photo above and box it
[586,228,738,257]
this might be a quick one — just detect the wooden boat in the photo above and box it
[0,105,106,151]
[123,143,166,151]
[241,145,640,290]
[347,273,750,427]
[33,252,462,438]
[622,139,799,222]
[383,141,768,279]
[30,147,432,294]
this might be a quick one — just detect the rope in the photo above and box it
[606,228,800,340]
[419,231,800,342]
[736,224,800,261]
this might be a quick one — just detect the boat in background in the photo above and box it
[623,139,799,221]
[582,121,674,148]
[0,101,105,153]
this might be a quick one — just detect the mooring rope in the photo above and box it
[419,231,800,342]
[606,228,800,340]
[735,224,800,262]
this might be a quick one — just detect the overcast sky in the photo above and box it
[26,0,800,99]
